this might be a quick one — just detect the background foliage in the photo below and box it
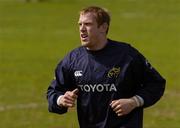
[0,0,180,127]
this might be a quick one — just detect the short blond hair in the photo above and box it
[80,6,111,34]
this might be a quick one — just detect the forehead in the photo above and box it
[78,12,97,22]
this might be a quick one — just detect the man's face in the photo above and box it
[78,13,103,49]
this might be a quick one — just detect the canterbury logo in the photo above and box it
[107,67,120,78]
[74,70,83,77]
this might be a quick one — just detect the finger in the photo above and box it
[63,97,76,107]
[59,97,75,108]
[64,94,76,102]
[72,93,78,99]
[68,89,79,99]
[65,100,75,107]
[115,108,122,114]
[117,113,123,116]
[109,100,114,106]
[113,104,122,112]
[110,100,120,109]
[65,91,77,99]
[72,88,79,94]
[63,102,75,108]
[64,98,75,104]
[110,100,116,106]
[68,93,78,99]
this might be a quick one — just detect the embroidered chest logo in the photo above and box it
[107,67,120,78]
[74,70,83,77]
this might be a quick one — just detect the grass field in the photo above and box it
[0,0,180,127]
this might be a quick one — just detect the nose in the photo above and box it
[79,24,86,32]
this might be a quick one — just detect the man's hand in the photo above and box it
[58,88,79,108]
[110,98,137,116]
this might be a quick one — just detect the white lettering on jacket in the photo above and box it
[78,84,117,92]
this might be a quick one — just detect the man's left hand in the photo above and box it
[110,98,137,116]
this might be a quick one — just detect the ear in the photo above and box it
[99,23,108,33]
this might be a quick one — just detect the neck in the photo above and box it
[86,38,108,51]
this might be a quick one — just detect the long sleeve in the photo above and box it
[132,53,166,108]
[47,79,68,114]
[47,54,75,114]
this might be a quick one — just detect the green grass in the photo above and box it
[0,0,180,127]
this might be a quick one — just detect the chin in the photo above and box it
[81,41,90,47]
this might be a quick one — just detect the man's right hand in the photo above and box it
[57,88,79,108]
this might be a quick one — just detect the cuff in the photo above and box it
[132,95,144,107]
[57,95,63,106]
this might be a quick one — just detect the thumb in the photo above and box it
[72,88,79,94]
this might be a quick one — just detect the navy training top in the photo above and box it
[47,39,165,128]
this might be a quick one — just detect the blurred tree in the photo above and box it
[26,0,49,2]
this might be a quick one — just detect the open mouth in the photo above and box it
[81,34,88,40]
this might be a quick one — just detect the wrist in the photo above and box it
[130,97,138,108]
[57,95,63,107]
[131,95,144,107]
[135,95,144,107]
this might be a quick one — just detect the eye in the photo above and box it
[78,22,82,26]
[85,23,92,26]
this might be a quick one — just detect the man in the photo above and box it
[47,6,166,128]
